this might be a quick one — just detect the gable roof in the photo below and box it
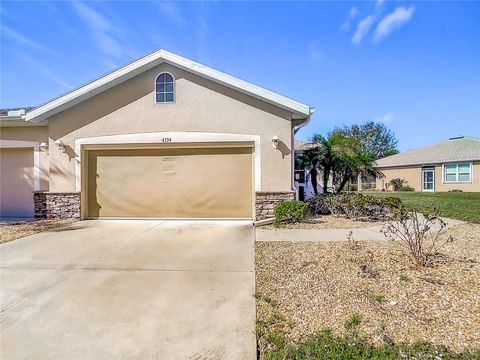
[26,49,314,123]
[375,136,480,168]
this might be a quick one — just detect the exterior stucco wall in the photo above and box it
[376,166,422,191]
[0,126,49,190]
[47,63,294,193]
[376,161,480,192]
[434,161,480,192]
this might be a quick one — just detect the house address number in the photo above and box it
[162,137,172,143]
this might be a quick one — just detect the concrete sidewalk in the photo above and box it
[256,217,464,242]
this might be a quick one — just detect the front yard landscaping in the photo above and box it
[0,219,77,243]
[255,222,480,359]
[369,191,480,223]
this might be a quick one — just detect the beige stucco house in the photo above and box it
[375,136,480,192]
[0,49,314,220]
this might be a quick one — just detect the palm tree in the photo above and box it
[310,132,357,193]
[296,146,322,194]
[335,149,380,192]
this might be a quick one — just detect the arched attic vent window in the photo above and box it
[155,73,175,103]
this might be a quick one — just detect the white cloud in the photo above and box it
[352,15,375,45]
[349,6,359,18]
[72,2,124,57]
[375,0,385,10]
[375,113,395,124]
[15,52,73,90]
[156,2,186,27]
[341,6,358,31]
[374,6,415,42]
[308,41,323,61]
[1,25,47,51]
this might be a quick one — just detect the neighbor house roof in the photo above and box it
[294,140,318,151]
[25,49,314,124]
[0,107,44,127]
[375,136,480,168]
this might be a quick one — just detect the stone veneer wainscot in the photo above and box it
[255,191,295,221]
[34,192,81,219]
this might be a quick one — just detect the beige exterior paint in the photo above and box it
[47,63,293,193]
[0,126,49,191]
[376,161,480,192]
[86,147,253,218]
[0,148,34,217]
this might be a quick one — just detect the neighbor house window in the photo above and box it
[443,162,472,183]
[155,73,174,103]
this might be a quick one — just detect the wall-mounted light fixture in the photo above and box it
[55,139,66,153]
[39,142,49,152]
[272,135,280,149]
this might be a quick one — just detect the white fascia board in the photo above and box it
[26,49,313,123]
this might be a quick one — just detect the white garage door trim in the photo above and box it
[0,140,41,191]
[74,132,261,192]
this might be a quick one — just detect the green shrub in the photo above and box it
[388,178,407,191]
[307,195,332,215]
[273,200,308,226]
[338,193,403,221]
[307,194,402,221]
[398,184,415,191]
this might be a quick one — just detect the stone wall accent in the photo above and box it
[255,191,295,221]
[33,192,47,219]
[33,192,81,219]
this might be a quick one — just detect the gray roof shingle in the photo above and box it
[375,136,480,168]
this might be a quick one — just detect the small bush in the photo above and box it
[388,178,407,191]
[388,178,415,191]
[307,195,332,215]
[307,193,402,221]
[382,207,453,266]
[273,200,308,226]
[398,184,415,191]
[339,193,401,221]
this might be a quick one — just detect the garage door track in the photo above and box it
[0,220,256,359]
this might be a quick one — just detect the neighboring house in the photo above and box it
[375,136,480,192]
[0,49,314,220]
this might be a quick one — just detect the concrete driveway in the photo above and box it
[0,220,256,359]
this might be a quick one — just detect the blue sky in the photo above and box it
[1,1,479,151]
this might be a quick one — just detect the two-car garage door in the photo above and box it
[86,146,253,219]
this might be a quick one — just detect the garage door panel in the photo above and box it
[87,147,252,218]
[0,148,34,218]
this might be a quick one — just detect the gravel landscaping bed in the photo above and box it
[255,223,480,352]
[262,215,384,230]
[0,219,77,243]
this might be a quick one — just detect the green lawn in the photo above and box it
[368,191,480,223]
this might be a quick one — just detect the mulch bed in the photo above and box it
[263,215,384,230]
[0,219,77,243]
[255,223,480,352]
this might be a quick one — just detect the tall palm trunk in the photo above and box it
[310,167,318,195]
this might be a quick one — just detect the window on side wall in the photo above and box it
[443,162,472,183]
[155,73,174,103]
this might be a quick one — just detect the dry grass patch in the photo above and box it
[0,219,77,243]
[263,215,383,230]
[256,223,480,352]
